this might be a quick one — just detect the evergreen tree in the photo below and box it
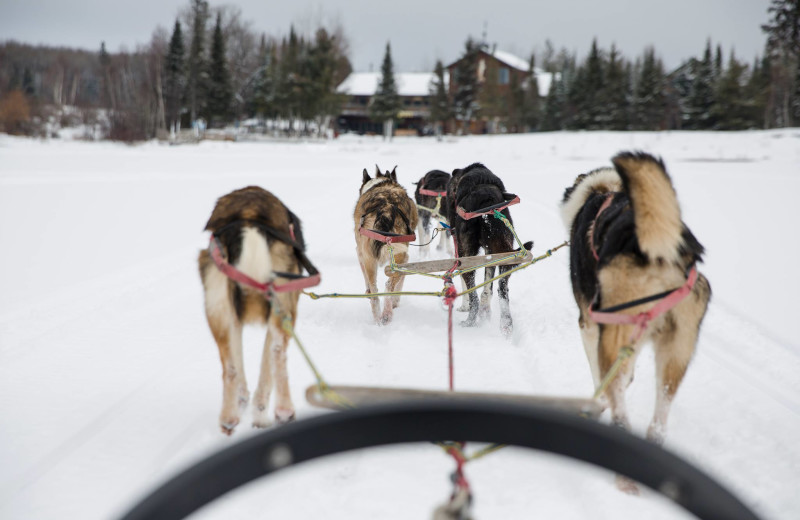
[207,12,232,125]
[428,59,451,136]
[712,51,750,129]
[603,45,630,129]
[632,47,667,130]
[164,20,186,130]
[541,72,565,131]
[745,55,771,128]
[99,41,115,109]
[685,41,715,129]
[479,59,505,132]
[714,44,724,82]
[761,0,800,126]
[523,54,542,131]
[305,28,346,132]
[582,39,605,129]
[186,0,209,125]
[369,42,401,139]
[252,35,275,119]
[452,37,481,134]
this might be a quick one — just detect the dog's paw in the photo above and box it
[379,310,393,325]
[219,417,239,436]
[460,317,477,327]
[275,408,296,424]
[251,404,272,429]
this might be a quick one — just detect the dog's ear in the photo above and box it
[362,168,371,183]
[389,166,397,182]
[375,164,382,177]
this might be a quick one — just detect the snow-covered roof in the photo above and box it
[337,72,441,97]
[490,49,530,72]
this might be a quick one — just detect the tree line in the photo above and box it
[0,0,797,139]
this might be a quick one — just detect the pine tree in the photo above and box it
[428,59,451,136]
[164,20,186,130]
[583,39,605,129]
[186,0,209,125]
[99,41,115,109]
[685,41,715,129]
[603,45,630,129]
[305,28,345,132]
[632,47,667,130]
[523,54,542,131]
[452,37,481,134]
[541,72,564,131]
[369,42,401,140]
[207,12,232,125]
[761,0,800,126]
[712,51,750,129]
[745,55,770,128]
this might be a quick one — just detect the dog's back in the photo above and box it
[562,154,705,302]
[199,187,303,323]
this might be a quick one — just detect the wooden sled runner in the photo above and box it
[385,250,533,276]
[306,384,603,419]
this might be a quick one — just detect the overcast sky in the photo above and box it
[2,0,769,72]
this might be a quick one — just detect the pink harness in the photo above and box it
[419,188,448,197]
[456,195,520,220]
[358,227,416,244]
[208,236,321,295]
[589,266,698,343]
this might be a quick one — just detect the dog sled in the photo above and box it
[120,400,762,520]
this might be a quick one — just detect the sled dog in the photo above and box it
[446,163,531,335]
[355,166,418,325]
[414,169,453,257]
[198,187,306,434]
[560,152,711,466]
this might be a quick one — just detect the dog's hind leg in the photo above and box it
[267,298,296,424]
[418,212,431,258]
[382,249,408,323]
[578,312,609,410]
[252,322,276,428]
[216,320,247,435]
[598,323,641,494]
[648,309,700,445]
[497,265,513,337]
[479,265,494,322]
[359,258,381,323]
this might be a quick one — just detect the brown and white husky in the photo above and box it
[561,152,711,490]
[354,166,418,325]
[198,186,306,434]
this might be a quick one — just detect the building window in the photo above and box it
[498,67,509,85]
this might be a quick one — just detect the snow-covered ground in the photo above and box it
[1,130,798,520]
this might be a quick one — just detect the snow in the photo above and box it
[337,71,441,97]
[1,129,799,520]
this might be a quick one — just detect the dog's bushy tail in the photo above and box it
[613,152,683,264]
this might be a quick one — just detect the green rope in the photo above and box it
[593,345,636,400]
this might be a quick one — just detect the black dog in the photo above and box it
[414,169,452,256]
[446,163,531,336]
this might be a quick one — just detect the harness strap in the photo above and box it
[419,188,448,197]
[358,227,416,244]
[589,265,698,342]
[208,236,321,295]
[456,194,520,220]
[590,193,615,262]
